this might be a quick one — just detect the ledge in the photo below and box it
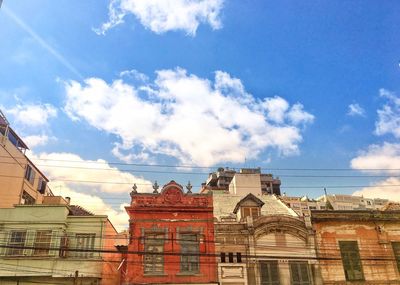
[176,272,202,276]
[143,273,168,277]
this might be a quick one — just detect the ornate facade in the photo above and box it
[122,181,217,285]
[214,192,322,285]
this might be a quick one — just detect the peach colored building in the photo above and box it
[0,111,52,208]
[312,209,400,284]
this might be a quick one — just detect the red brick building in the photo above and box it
[122,180,217,285]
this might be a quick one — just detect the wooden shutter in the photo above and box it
[260,261,280,285]
[339,241,364,281]
[289,262,311,285]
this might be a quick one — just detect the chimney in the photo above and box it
[65,197,71,205]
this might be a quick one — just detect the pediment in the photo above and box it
[233,193,264,214]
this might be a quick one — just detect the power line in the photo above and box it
[2,155,400,172]
[0,173,399,189]
[0,244,397,262]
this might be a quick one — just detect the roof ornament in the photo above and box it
[186,181,193,194]
[152,181,159,194]
[130,183,137,197]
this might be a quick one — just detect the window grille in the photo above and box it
[33,230,52,256]
[7,231,26,256]
[144,234,164,274]
[74,233,95,258]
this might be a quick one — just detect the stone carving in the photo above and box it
[164,187,182,204]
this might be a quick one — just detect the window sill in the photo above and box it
[176,272,202,276]
[143,273,168,277]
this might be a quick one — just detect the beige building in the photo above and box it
[316,194,389,211]
[281,194,390,217]
[0,199,120,285]
[0,111,52,208]
[212,172,322,285]
[204,167,281,195]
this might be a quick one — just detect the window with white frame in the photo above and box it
[33,230,52,256]
[74,233,95,258]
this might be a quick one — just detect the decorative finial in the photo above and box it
[130,183,137,197]
[152,181,159,194]
[186,181,193,193]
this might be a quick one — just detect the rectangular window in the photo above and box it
[74,233,95,258]
[24,165,36,185]
[228,252,234,263]
[242,207,260,219]
[339,241,364,281]
[289,262,311,285]
[33,230,52,256]
[220,252,226,263]
[260,261,280,285]
[21,191,35,205]
[392,242,400,273]
[37,177,47,194]
[144,233,164,274]
[59,235,68,258]
[237,252,242,263]
[180,233,199,273]
[7,231,27,256]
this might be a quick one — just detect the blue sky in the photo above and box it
[1,0,400,228]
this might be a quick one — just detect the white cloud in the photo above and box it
[350,142,400,173]
[95,0,224,36]
[287,103,315,125]
[8,103,57,127]
[375,89,400,138]
[23,134,56,148]
[262,96,289,124]
[120,69,149,82]
[347,103,365,117]
[63,68,314,166]
[28,152,153,194]
[350,89,400,202]
[27,152,154,231]
[353,177,400,202]
[50,180,129,231]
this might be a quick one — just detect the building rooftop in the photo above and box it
[213,193,297,221]
[68,205,94,216]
